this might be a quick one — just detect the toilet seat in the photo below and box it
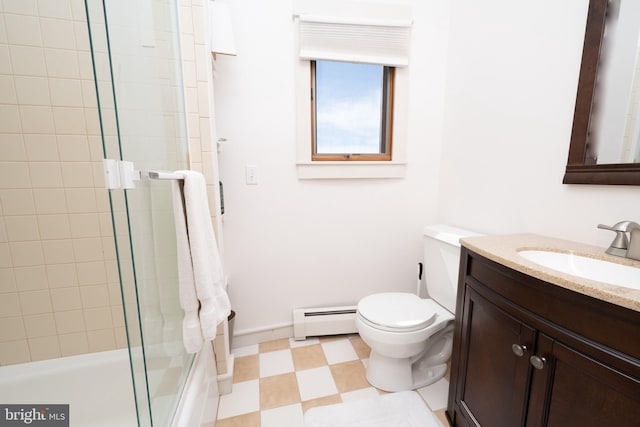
[357,293,436,332]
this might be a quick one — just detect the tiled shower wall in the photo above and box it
[0,0,126,365]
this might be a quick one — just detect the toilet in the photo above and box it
[356,224,480,392]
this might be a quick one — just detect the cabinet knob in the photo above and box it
[530,355,547,370]
[511,344,528,357]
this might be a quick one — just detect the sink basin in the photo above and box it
[518,250,640,291]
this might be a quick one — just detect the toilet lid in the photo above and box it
[357,293,436,331]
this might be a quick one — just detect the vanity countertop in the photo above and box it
[460,234,640,312]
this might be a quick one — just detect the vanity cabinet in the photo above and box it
[447,247,640,427]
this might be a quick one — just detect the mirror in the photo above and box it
[564,0,640,185]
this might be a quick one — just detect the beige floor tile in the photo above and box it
[291,344,327,371]
[214,411,261,427]
[301,394,342,414]
[329,360,370,393]
[349,336,371,359]
[259,372,301,410]
[259,338,290,353]
[233,354,259,383]
[433,408,451,426]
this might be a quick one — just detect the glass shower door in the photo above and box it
[84,0,193,425]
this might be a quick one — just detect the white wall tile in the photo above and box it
[0,316,26,341]
[86,328,115,352]
[42,239,74,264]
[29,335,61,360]
[14,76,50,105]
[52,107,86,134]
[18,289,52,315]
[29,162,64,188]
[57,135,90,162]
[44,48,80,78]
[0,105,22,133]
[0,74,17,104]
[23,313,56,338]
[0,45,12,74]
[4,14,42,46]
[41,18,76,50]
[0,293,21,317]
[0,340,31,364]
[14,265,47,291]
[24,134,59,161]
[0,190,35,215]
[83,306,112,330]
[0,163,31,189]
[38,214,72,239]
[68,213,100,238]
[2,0,38,15]
[58,331,89,356]
[9,45,47,76]
[76,260,106,285]
[19,105,55,133]
[33,188,68,214]
[0,134,27,161]
[36,0,73,19]
[61,162,94,187]
[9,241,44,266]
[49,78,83,107]
[0,269,17,293]
[45,263,78,288]
[65,188,97,213]
[54,309,85,334]
[72,237,103,262]
[4,215,40,241]
[51,287,82,311]
[0,243,12,268]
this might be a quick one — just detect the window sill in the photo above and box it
[296,161,407,179]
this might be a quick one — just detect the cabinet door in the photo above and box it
[527,334,640,427]
[455,288,535,427]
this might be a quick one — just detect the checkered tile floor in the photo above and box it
[201,334,451,427]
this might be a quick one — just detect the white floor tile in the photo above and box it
[259,349,294,378]
[261,403,304,427]
[232,344,259,357]
[340,387,381,402]
[296,366,339,401]
[417,378,449,411]
[321,339,358,365]
[217,379,260,419]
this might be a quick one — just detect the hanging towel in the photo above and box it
[172,171,231,353]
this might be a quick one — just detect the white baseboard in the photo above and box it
[231,322,294,349]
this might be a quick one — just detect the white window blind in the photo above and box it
[297,14,412,67]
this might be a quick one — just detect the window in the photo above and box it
[311,60,394,161]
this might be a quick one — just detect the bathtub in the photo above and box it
[0,349,137,427]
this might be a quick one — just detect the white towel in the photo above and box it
[172,171,231,353]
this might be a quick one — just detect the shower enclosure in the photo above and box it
[0,0,211,425]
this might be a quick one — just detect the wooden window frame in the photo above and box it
[310,61,395,162]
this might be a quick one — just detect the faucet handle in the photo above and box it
[598,221,640,232]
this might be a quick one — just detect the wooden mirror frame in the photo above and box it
[563,0,640,185]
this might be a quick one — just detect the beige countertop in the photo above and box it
[460,234,640,312]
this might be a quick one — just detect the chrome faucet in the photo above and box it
[598,221,640,258]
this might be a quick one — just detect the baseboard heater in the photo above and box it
[293,305,358,340]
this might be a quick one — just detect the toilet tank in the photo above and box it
[423,225,481,313]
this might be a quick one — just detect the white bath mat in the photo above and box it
[303,390,442,427]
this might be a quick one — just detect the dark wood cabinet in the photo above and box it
[447,247,640,427]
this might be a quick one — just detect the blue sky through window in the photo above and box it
[315,61,383,154]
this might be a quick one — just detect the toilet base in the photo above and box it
[366,351,448,392]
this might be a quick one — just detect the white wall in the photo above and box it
[215,0,640,337]
[438,0,640,246]
[214,0,448,334]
